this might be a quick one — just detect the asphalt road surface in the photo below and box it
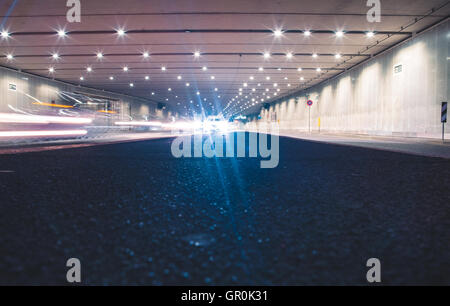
[0,133,449,285]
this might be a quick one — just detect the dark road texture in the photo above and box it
[0,133,449,285]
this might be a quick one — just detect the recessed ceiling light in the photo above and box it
[335,53,342,59]
[286,52,293,59]
[49,67,55,73]
[263,52,271,59]
[79,76,84,81]
[210,76,215,80]
[258,67,264,72]
[304,30,311,36]
[335,31,344,37]
[202,66,207,71]
[129,83,134,87]
[177,75,182,80]
[273,29,283,37]
[123,66,128,71]
[145,76,150,80]
[273,83,278,87]
[214,88,218,91]
[161,66,166,71]
[300,77,304,81]
[366,31,375,38]
[266,76,270,80]
[168,88,172,91]
[196,91,200,95]
[86,67,92,72]
[186,83,190,87]
[297,68,302,72]
[109,76,114,80]
[116,29,126,36]
[96,52,103,59]
[151,92,155,95]
[316,68,322,72]
[143,52,150,58]
[6,54,13,60]
[194,51,200,58]
[249,76,254,80]
[57,30,66,38]
[52,53,59,59]
[1,30,10,39]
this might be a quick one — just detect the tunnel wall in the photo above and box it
[0,66,164,121]
[247,20,449,138]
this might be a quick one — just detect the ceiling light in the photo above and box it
[116,29,126,36]
[249,76,254,80]
[151,92,155,95]
[177,75,182,80]
[214,88,218,91]
[273,83,278,87]
[123,66,128,72]
[210,76,215,80]
[96,52,103,59]
[145,76,150,80]
[48,67,55,73]
[304,30,311,36]
[1,30,11,39]
[297,68,302,72]
[243,83,248,87]
[366,31,375,38]
[57,30,66,38]
[168,88,172,91]
[300,77,304,81]
[196,91,200,95]
[273,29,283,37]
[312,53,318,58]
[316,68,322,72]
[263,52,271,59]
[186,83,190,87]
[335,31,344,37]
[202,66,207,71]
[258,67,264,72]
[194,51,200,58]
[79,76,84,81]
[6,54,13,60]
[86,67,92,72]
[286,52,293,59]
[266,76,270,80]
[335,53,342,59]
[143,52,149,58]
[52,53,59,59]
[129,83,134,87]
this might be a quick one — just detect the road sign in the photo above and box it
[442,102,447,123]
[307,100,313,106]
[442,102,447,143]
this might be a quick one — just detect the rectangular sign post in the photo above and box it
[442,102,447,143]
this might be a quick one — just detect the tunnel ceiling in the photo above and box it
[0,0,449,117]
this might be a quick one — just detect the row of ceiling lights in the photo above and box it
[0,28,376,39]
